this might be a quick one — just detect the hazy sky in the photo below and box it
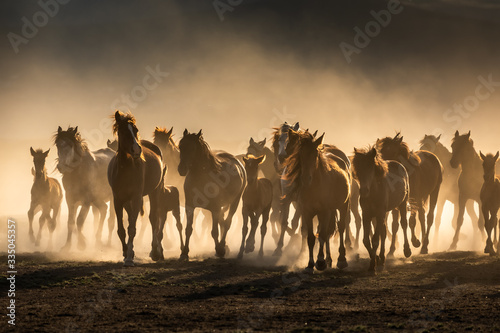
[1,0,500,215]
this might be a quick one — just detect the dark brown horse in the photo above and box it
[419,134,478,239]
[178,129,246,259]
[479,151,500,255]
[238,154,273,259]
[54,126,115,250]
[153,127,184,196]
[158,166,184,252]
[449,131,486,250]
[246,137,281,244]
[377,133,442,254]
[283,132,350,271]
[352,147,411,272]
[107,111,163,266]
[28,148,63,248]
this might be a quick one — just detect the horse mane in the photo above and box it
[282,131,317,188]
[153,127,178,149]
[196,135,222,172]
[378,135,421,164]
[272,127,280,154]
[53,126,89,152]
[112,112,136,135]
[352,146,388,178]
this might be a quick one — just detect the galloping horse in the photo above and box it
[283,132,350,271]
[54,126,115,250]
[238,154,273,259]
[28,148,63,248]
[479,151,500,255]
[419,134,478,239]
[377,133,442,254]
[108,111,163,266]
[246,137,281,244]
[178,129,246,259]
[449,131,486,250]
[352,147,411,272]
[158,166,183,252]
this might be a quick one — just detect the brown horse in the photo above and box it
[352,147,411,272]
[377,133,442,254]
[178,129,246,259]
[107,111,163,266]
[107,138,118,151]
[54,126,115,250]
[283,132,350,271]
[449,131,486,250]
[28,148,63,248]
[238,154,273,259]
[419,134,479,239]
[246,137,281,244]
[158,166,184,252]
[153,127,185,197]
[479,151,500,255]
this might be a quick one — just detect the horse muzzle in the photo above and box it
[449,159,459,169]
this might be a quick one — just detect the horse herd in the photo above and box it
[28,110,500,272]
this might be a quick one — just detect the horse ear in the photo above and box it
[466,130,471,139]
[30,147,35,156]
[293,122,300,131]
[436,134,441,141]
[369,147,377,159]
[398,136,403,143]
[115,111,121,121]
[167,127,173,136]
[107,139,111,144]
[250,137,255,145]
[259,138,266,146]
[57,126,62,134]
[197,130,202,137]
[479,151,485,161]
[43,149,50,157]
[394,132,400,140]
[353,147,358,154]
[257,155,266,164]
[73,126,78,134]
[183,129,188,136]
[314,133,324,147]
[495,151,499,161]
[454,130,459,138]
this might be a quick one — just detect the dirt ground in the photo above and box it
[1,249,500,332]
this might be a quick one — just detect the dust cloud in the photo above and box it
[0,1,498,263]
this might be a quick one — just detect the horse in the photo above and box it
[238,154,273,259]
[178,129,246,259]
[158,166,184,252]
[479,151,500,255]
[352,147,411,272]
[449,130,486,250]
[246,137,281,244]
[376,132,442,254]
[153,127,185,196]
[54,126,115,250]
[283,131,350,271]
[107,138,118,151]
[27,148,63,248]
[419,134,479,239]
[107,110,163,266]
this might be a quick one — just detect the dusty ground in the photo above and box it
[1,249,500,332]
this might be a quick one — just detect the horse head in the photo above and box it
[113,110,143,160]
[450,130,472,169]
[30,147,49,179]
[178,129,203,176]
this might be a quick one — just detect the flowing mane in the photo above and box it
[282,131,319,192]
[112,112,137,135]
[53,126,89,153]
[377,133,421,165]
[352,146,388,179]
[153,127,178,150]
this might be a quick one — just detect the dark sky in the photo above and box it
[1,0,500,214]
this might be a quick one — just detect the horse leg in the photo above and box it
[477,200,486,241]
[114,199,127,259]
[337,203,349,269]
[28,202,36,243]
[259,207,271,258]
[344,200,353,251]
[388,209,399,257]
[180,206,194,260]
[371,215,383,272]
[483,206,494,255]
[450,195,467,251]
[351,200,362,251]
[47,204,59,251]
[270,197,281,245]
[422,187,439,255]
[399,200,412,258]
[246,213,259,254]
[36,208,49,247]
[408,206,421,248]
[303,212,315,273]
[273,197,291,256]
[94,201,108,248]
[433,196,446,241]
[362,211,375,272]
[238,208,250,259]
[107,200,116,246]
[315,211,331,271]
[61,201,77,251]
[377,214,387,271]
[76,204,91,251]
[158,209,168,254]
[149,191,163,261]
[211,208,224,258]
[173,203,184,252]
[124,200,140,266]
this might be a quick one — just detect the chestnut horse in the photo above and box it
[238,154,273,259]
[54,126,115,250]
[283,132,350,271]
[28,148,63,248]
[107,111,163,266]
[352,147,411,272]
[449,131,486,250]
[479,151,500,255]
[178,129,246,259]
[377,133,442,254]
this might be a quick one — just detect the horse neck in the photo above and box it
[434,143,452,163]
[164,144,180,169]
[34,167,48,184]
[460,145,482,174]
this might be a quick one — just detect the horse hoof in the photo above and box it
[337,260,348,270]
[420,247,429,255]
[326,259,333,268]
[150,251,160,262]
[179,253,189,261]
[448,243,457,251]
[412,238,421,248]
[237,252,243,260]
[404,247,412,258]
[315,260,327,271]
[60,243,71,252]
[245,243,255,254]
[123,259,134,267]
[215,244,226,258]
[272,248,282,257]
[258,251,264,258]
[387,251,395,258]
[304,267,314,275]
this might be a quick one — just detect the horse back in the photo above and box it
[415,150,443,195]
[142,146,163,195]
